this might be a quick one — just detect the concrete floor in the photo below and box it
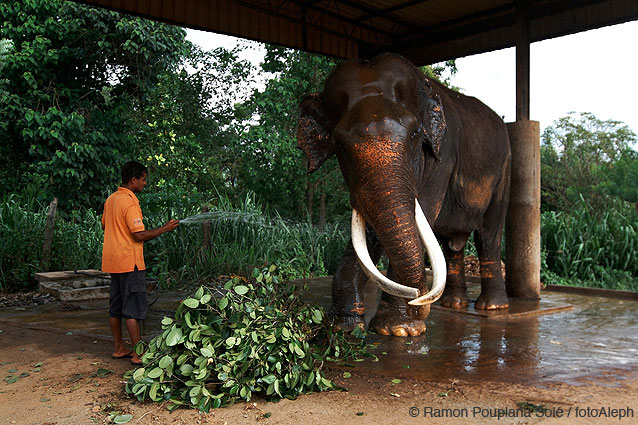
[1,278,637,387]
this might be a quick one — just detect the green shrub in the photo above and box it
[0,196,47,291]
[143,192,349,288]
[541,197,638,290]
[0,196,104,291]
[124,266,369,411]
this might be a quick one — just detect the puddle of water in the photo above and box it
[300,277,638,386]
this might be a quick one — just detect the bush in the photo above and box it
[0,195,104,291]
[541,196,638,290]
[142,192,349,288]
[124,266,369,411]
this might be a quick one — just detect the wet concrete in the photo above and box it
[1,278,637,387]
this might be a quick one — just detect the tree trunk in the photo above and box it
[40,197,58,272]
[307,178,315,220]
[201,206,210,248]
[319,192,326,232]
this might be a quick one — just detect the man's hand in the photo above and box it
[132,219,180,242]
[163,219,179,232]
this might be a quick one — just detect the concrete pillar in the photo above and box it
[505,120,541,299]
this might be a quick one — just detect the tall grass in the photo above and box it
[541,197,638,290]
[144,193,349,287]
[3,191,637,292]
[0,195,103,291]
[0,192,349,292]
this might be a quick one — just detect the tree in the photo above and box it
[0,0,189,209]
[231,46,348,221]
[540,112,637,211]
[133,45,254,196]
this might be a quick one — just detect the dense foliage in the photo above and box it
[0,193,348,292]
[124,266,369,411]
[541,112,638,212]
[0,0,189,209]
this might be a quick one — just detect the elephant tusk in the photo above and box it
[407,199,446,305]
[351,208,420,299]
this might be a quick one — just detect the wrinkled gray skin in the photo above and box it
[297,53,511,337]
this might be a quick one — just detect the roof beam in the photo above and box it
[353,0,434,23]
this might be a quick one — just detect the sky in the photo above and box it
[186,19,638,135]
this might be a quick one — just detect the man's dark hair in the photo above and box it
[121,161,148,184]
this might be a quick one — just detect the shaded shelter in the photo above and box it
[74,0,638,299]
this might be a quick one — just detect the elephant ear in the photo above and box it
[297,93,334,174]
[419,78,447,160]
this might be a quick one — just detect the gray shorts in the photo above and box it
[109,267,148,320]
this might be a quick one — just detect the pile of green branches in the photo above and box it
[124,265,370,411]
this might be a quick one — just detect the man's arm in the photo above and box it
[131,219,179,242]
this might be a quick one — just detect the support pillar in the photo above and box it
[505,120,541,299]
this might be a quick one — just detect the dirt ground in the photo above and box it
[1,324,637,425]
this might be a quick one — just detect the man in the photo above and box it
[101,161,179,365]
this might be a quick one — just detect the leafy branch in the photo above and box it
[124,265,371,412]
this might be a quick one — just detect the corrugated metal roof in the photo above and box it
[74,0,638,65]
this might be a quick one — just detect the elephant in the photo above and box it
[296,53,511,337]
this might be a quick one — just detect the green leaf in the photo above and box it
[180,364,193,376]
[194,287,204,300]
[113,414,133,424]
[166,327,183,347]
[148,368,163,379]
[133,368,145,382]
[149,383,160,401]
[311,309,323,324]
[262,374,276,384]
[218,297,229,310]
[95,368,112,378]
[183,298,199,309]
[391,379,402,384]
[200,294,211,304]
[161,317,173,326]
[342,372,352,379]
[159,355,173,369]
[234,285,249,295]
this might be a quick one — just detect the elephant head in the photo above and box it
[297,53,447,308]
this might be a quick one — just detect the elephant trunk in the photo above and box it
[348,149,445,304]
[336,97,445,305]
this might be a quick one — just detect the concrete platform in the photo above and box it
[35,269,111,301]
[2,277,637,387]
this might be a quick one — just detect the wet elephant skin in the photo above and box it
[297,53,511,337]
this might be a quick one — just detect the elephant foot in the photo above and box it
[439,288,469,309]
[328,312,366,333]
[474,291,509,310]
[369,301,426,337]
[370,314,426,337]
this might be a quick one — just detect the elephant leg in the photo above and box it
[329,227,383,332]
[439,238,469,309]
[474,209,509,310]
[369,265,428,337]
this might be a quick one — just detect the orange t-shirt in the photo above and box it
[101,187,146,273]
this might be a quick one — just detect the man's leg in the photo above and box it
[122,267,148,365]
[109,273,131,357]
[110,317,131,357]
[126,319,142,364]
